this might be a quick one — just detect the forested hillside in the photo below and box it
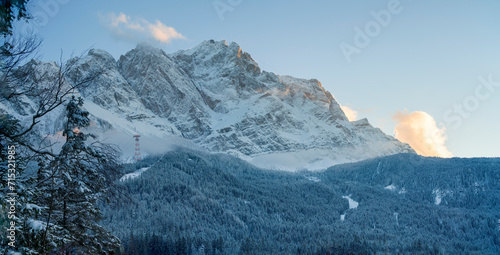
[102,150,500,254]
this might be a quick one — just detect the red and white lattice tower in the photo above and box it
[133,135,141,161]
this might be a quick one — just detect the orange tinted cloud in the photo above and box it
[148,20,186,43]
[340,105,358,121]
[102,12,185,44]
[393,111,452,157]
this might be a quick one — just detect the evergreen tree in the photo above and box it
[0,110,21,188]
[1,3,112,253]
[34,96,120,254]
[1,111,41,255]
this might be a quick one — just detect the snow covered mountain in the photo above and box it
[1,40,414,170]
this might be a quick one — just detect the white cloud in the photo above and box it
[393,110,452,158]
[101,12,185,44]
[147,20,185,43]
[109,13,128,28]
[340,105,358,121]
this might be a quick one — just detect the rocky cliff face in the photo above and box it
[0,40,415,170]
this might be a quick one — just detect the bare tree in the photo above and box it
[1,33,117,255]
[1,35,102,157]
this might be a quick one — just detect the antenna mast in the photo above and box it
[133,135,141,161]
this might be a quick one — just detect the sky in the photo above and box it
[12,0,500,158]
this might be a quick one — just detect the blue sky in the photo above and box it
[14,0,500,157]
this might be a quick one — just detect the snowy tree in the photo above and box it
[33,96,121,254]
[1,110,41,255]
[1,45,109,253]
[1,5,114,253]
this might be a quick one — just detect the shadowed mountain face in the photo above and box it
[1,40,414,169]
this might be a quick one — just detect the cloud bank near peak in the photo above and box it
[340,105,358,121]
[393,110,452,158]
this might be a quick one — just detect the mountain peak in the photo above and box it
[183,40,247,59]
[87,48,116,66]
[129,42,167,58]
[136,41,155,50]
[173,40,261,78]
[5,40,415,170]
[180,39,239,56]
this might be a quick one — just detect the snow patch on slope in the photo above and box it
[120,167,150,182]
[340,195,359,221]
[385,184,397,191]
[304,176,321,182]
[432,189,452,205]
[342,195,359,209]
